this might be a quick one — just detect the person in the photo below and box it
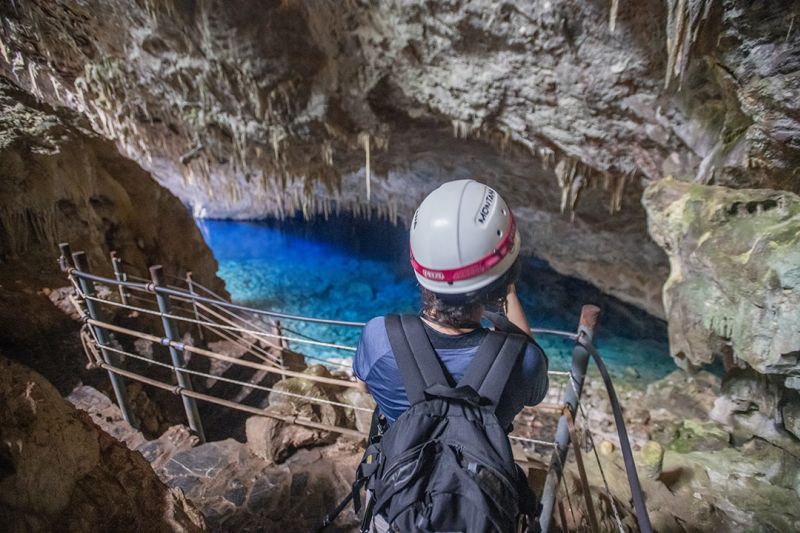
[353,179,549,433]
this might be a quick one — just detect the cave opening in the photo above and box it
[196,213,675,383]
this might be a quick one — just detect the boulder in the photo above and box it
[643,178,800,378]
[639,440,664,480]
[0,355,206,531]
[245,404,332,464]
[246,365,345,462]
[339,387,377,434]
[783,401,800,441]
[710,369,800,450]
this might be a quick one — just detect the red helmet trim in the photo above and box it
[410,213,516,284]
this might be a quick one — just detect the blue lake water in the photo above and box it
[197,216,676,382]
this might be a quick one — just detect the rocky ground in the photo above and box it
[48,352,800,533]
[1,1,798,531]
[67,373,366,532]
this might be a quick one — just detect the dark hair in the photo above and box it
[420,258,521,328]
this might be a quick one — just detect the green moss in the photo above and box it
[669,419,730,453]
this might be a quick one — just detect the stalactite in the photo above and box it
[0,33,9,64]
[609,0,620,33]
[554,157,587,215]
[451,120,473,139]
[271,128,285,162]
[609,170,633,214]
[321,140,334,166]
[664,0,716,88]
[359,133,371,202]
[539,147,556,169]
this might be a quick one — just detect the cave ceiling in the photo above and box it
[1,0,798,318]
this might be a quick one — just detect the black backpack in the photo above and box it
[353,314,538,533]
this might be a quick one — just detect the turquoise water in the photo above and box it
[197,216,675,382]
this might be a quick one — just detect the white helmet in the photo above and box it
[410,179,520,298]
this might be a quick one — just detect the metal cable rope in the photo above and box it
[97,361,367,438]
[70,267,581,339]
[86,292,572,383]
[186,298,350,368]
[79,313,360,389]
[87,293,572,380]
[193,313,283,366]
[575,340,652,532]
[81,293,359,352]
[577,401,626,532]
[85,334,373,413]
[568,376,626,532]
[507,434,556,447]
[85,310,555,445]
[555,450,578,528]
[167,288,355,368]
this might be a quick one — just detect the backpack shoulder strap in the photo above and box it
[458,331,528,408]
[384,314,449,404]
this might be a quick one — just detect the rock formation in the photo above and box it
[0,0,799,530]
[0,76,224,391]
[643,178,800,390]
[0,355,207,532]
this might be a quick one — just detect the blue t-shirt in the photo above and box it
[353,317,549,429]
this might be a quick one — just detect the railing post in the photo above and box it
[185,271,205,342]
[150,265,206,442]
[71,251,138,428]
[539,305,601,533]
[110,251,129,306]
[58,242,73,271]
[273,319,287,372]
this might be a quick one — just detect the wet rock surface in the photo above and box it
[160,438,362,532]
[71,375,368,532]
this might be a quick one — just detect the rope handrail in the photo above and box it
[84,316,362,388]
[85,293,573,379]
[84,333,374,413]
[67,267,580,339]
[81,293,359,352]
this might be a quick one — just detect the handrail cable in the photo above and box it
[190,302,284,363]
[80,292,359,352]
[86,292,571,378]
[83,332,373,413]
[79,308,551,448]
[193,310,283,366]
[577,340,652,533]
[576,399,626,532]
[69,267,580,338]
[82,315,362,388]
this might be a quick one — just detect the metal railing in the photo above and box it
[57,243,651,532]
